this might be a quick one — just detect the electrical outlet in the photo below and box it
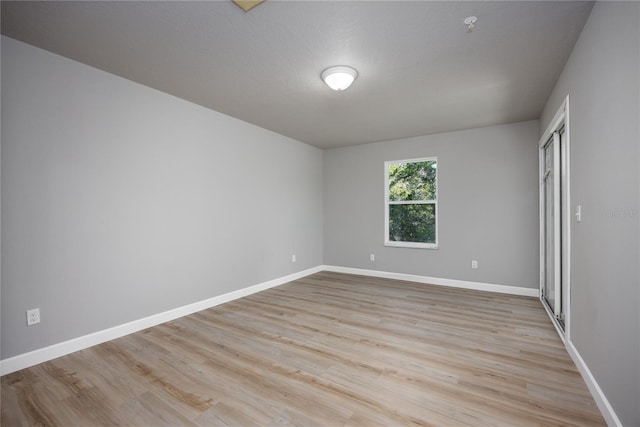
[291,254,296,263]
[26,308,40,326]
[369,253,375,262]
[471,260,478,269]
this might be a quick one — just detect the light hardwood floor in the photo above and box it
[2,272,605,426]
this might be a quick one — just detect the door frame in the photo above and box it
[538,95,571,341]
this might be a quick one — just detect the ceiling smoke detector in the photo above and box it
[464,16,477,32]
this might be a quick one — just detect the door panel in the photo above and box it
[542,131,563,326]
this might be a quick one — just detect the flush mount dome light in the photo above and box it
[321,66,358,91]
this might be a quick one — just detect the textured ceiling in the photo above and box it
[1,1,593,149]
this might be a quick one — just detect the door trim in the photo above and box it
[538,95,571,340]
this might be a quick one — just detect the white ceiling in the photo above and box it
[1,1,593,149]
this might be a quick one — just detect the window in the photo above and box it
[385,157,438,249]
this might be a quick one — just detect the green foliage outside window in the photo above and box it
[387,159,437,245]
[388,160,437,201]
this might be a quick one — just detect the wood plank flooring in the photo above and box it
[1,272,606,426]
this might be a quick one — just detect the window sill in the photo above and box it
[385,241,439,250]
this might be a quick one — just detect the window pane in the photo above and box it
[388,160,436,201]
[389,204,436,244]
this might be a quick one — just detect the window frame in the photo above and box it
[384,157,438,249]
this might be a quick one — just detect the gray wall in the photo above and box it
[323,120,540,289]
[1,36,323,359]
[540,2,640,425]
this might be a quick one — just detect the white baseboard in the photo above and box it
[322,265,539,297]
[566,340,622,427]
[0,266,323,376]
[0,265,538,375]
[2,264,619,425]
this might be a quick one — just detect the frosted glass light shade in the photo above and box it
[321,66,358,91]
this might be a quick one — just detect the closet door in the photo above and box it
[542,130,564,326]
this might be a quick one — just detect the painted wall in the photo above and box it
[1,36,323,359]
[323,120,540,290]
[540,2,640,425]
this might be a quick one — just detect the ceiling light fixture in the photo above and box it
[464,16,477,32]
[321,66,358,91]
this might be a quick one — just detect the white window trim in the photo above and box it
[384,157,438,249]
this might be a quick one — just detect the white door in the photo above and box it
[541,128,565,327]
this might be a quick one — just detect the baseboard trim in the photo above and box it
[322,265,539,297]
[566,340,622,427]
[0,266,323,376]
[0,265,539,375]
[2,264,618,424]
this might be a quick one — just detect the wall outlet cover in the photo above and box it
[26,308,41,326]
